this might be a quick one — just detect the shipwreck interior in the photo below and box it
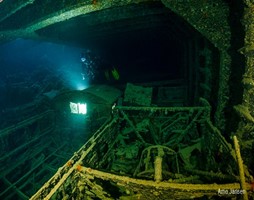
[0,0,254,199]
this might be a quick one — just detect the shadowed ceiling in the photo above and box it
[0,0,196,60]
[0,0,206,84]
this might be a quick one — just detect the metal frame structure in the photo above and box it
[0,110,89,199]
[29,101,253,199]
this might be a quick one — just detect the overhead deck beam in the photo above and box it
[0,0,158,42]
[0,0,35,23]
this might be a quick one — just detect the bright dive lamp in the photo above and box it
[70,102,87,115]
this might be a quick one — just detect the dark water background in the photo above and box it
[0,36,182,111]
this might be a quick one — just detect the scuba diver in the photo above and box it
[80,49,120,82]
[104,66,120,81]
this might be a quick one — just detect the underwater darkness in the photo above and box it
[0,35,183,111]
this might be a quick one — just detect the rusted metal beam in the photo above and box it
[0,140,53,178]
[2,178,29,200]
[0,143,66,198]
[0,0,157,43]
[0,0,35,23]
[75,166,252,197]
[233,136,248,200]
[0,110,54,138]
[24,0,157,32]
[30,118,116,200]
[0,128,52,163]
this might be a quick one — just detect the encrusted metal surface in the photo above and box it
[160,0,231,131]
[30,102,253,200]
[233,1,254,181]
